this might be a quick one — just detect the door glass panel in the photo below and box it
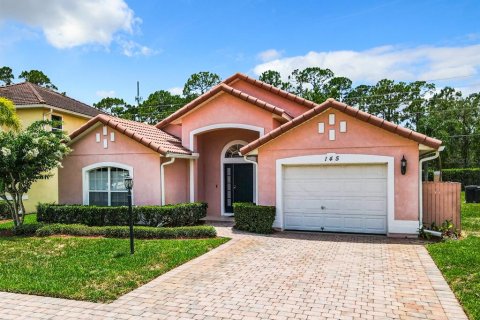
[224,144,243,158]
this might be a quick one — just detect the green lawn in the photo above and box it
[461,192,480,236]
[427,192,480,320]
[0,213,37,230]
[0,214,228,302]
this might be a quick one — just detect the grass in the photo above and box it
[0,236,228,302]
[460,192,480,236]
[0,213,228,302]
[427,192,480,320]
[0,213,37,230]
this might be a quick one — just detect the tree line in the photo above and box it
[1,66,478,169]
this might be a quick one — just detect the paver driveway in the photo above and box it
[0,228,467,320]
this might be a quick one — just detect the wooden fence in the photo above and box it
[422,182,461,232]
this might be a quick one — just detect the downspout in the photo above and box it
[418,146,444,232]
[243,155,258,204]
[161,157,175,206]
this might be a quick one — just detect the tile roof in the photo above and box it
[0,82,102,117]
[70,114,192,156]
[155,83,293,129]
[240,98,443,155]
[224,73,318,109]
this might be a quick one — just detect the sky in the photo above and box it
[0,0,479,105]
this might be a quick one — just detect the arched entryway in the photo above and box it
[221,140,256,215]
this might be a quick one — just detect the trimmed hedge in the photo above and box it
[34,223,217,239]
[12,223,44,236]
[441,168,480,189]
[37,202,208,227]
[233,202,276,234]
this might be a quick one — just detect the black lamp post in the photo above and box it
[401,155,407,175]
[124,175,134,254]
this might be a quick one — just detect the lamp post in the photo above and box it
[124,175,134,254]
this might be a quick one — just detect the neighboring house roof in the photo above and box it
[0,82,102,118]
[241,98,443,155]
[70,114,192,156]
[155,83,293,129]
[224,73,318,110]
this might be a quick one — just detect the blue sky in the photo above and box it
[0,0,479,105]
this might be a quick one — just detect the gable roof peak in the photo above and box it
[155,81,293,128]
[240,98,442,155]
[70,114,192,156]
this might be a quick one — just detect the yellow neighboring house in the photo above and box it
[0,82,102,212]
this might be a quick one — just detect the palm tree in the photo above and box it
[0,97,20,131]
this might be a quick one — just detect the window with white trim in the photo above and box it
[88,167,129,206]
[51,114,63,132]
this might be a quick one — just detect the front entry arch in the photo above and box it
[221,140,256,215]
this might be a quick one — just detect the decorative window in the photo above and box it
[88,167,129,206]
[224,144,244,158]
[51,115,63,132]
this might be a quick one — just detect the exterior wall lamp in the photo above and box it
[124,175,134,254]
[401,155,407,175]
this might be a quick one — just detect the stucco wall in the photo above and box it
[181,93,279,150]
[230,79,310,117]
[163,158,189,205]
[256,108,420,221]
[59,125,162,206]
[14,107,91,212]
[196,129,259,216]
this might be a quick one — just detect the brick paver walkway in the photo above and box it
[0,228,468,320]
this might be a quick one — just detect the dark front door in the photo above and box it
[224,163,254,213]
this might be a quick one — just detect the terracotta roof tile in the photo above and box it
[70,115,192,156]
[155,83,292,128]
[224,73,322,111]
[240,99,442,155]
[0,82,102,117]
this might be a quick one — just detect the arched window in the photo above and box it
[87,167,130,206]
[224,144,244,158]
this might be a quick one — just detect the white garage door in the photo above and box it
[283,164,387,234]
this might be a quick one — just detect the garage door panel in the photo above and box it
[283,164,387,234]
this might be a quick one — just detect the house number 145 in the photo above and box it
[324,155,340,162]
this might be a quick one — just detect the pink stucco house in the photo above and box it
[59,73,443,236]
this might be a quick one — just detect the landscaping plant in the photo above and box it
[0,120,71,226]
[37,202,208,227]
[233,202,276,234]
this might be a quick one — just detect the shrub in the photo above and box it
[37,202,207,227]
[233,202,276,234]
[35,224,104,237]
[0,201,10,219]
[12,223,44,236]
[428,168,480,189]
[442,168,480,189]
[34,223,216,239]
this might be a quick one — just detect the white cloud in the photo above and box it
[96,90,116,98]
[0,0,149,54]
[257,49,283,62]
[117,38,158,57]
[168,87,183,96]
[253,44,480,85]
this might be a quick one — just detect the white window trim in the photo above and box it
[82,162,134,206]
[188,123,264,203]
[275,154,418,235]
[220,140,257,216]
